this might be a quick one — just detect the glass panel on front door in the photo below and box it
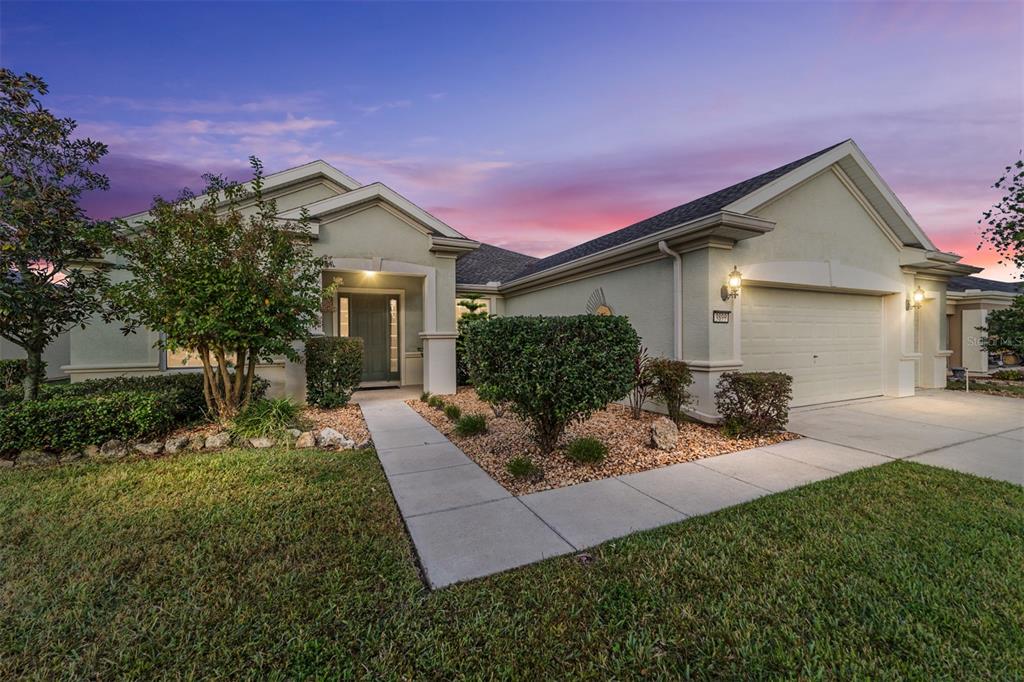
[339,293,400,384]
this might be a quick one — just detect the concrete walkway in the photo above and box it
[364,400,903,588]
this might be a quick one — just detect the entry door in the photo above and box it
[347,294,400,384]
[741,287,884,406]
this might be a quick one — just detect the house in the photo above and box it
[946,275,1021,373]
[66,139,997,419]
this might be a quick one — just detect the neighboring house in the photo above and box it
[946,275,1021,373]
[67,138,993,419]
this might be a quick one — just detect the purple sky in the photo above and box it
[2,1,1021,279]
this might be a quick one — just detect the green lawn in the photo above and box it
[1,450,1021,679]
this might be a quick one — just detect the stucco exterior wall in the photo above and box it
[734,168,903,285]
[503,259,676,359]
[0,333,71,381]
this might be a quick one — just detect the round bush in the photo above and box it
[454,413,487,436]
[506,456,542,480]
[465,315,638,454]
[565,436,608,464]
[305,337,363,408]
[443,403,462,421]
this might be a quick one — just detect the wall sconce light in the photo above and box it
[907,285,925,311]
[721,265,743,301]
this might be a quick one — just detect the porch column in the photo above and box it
[916,279,949,388]
[420,266,457,394]
[960,308,989,373]
[681,245,742,421]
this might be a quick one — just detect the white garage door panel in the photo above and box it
[741,287,884,406]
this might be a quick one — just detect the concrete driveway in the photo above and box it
[788,390,1023,485]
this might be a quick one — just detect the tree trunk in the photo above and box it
[22,347,43,401]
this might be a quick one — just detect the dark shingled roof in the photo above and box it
[456,242,539,285]
[507,140,848,281]
[948,275,1021,294]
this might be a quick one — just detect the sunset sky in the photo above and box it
[2,1,1021,280]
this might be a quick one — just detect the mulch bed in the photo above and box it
[303,405,370,444]
[164,404,370,445]
[408,388,799,495]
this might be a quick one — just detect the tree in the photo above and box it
[455,293,489,385]
[979,158,1023,273]
[978,158,1023,365]
[109,158,327,421]
[980,295,1024,363]
[0,69,111,400]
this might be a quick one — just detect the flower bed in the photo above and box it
[1,401,370,469]
[408,388,798,495]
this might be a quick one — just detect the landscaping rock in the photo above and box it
[98,439,129,460]
[650,417,679,451]
[356,438,372,450]
[82,444,100,459]
[134,441,164,456]
[316,427,355,450]
[60,451,84,464]
[0,458,14,469]
[164,436,190,454]
[187,434,206,451]
[286,428,302,439]
[205,431,231,449]
[295,431,316,449]
[18,450,57,467]
[249,437,274,449]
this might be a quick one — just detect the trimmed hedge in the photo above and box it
[715,371,793,437]
[305,337,363,408]
[0,359,28,390]
[465,315,638,454]
[648,358,695,425]
[0,391,180,455]
[0,371,269,454]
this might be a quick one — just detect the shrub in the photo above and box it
[454,413,487,436]
[565,436,607,464]
[305,336,363,408]
[427,395,444,409]
[715,371,793,438]
[992,369,1024,381]
[465,315,638,454]
[230,398,303,441]
[507,456,542,479]
[0,359,28,390]
[443,403,462,421]
[648,358,695,425]
[0,391,180,455]
[420,391,431,402]
[627,345,654,419]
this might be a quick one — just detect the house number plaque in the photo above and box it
[712,310,731,324]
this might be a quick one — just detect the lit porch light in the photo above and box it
[721,265,743,301]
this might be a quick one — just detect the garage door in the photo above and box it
[741,287,884,406]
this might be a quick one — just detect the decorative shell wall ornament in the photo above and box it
[586,288,614,316]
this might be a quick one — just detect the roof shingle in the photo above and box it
[947,275,1021,294]
[507,140,847,281]
[456,243,539,285]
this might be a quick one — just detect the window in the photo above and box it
[456,297,489,319]
[389,297,399,373]
[165,347,236,370]
[338,296,350,337]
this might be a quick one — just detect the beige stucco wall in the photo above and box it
[314,204,458,334]
[735,169,903,282]
[503,259,676,359]
[1,333,71,381]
